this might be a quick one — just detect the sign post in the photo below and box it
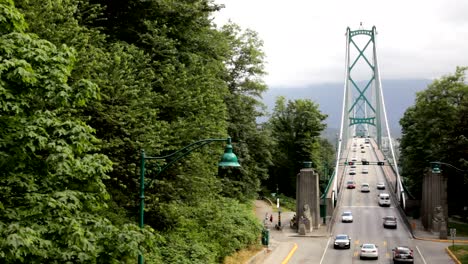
[450,228,456,248]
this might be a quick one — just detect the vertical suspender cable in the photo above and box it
[372,27,406,209]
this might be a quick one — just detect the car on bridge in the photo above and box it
[361,183,370,192]
[383,216,397,229]
[392,246,414,263]
[378,193,391,207]
[376,182,385,190]
[349,169,356,175]
[333,234,351,249]
[360,243,378,260]
[341,211,353,223]
[346,180,356,189]
[362,167,368,174]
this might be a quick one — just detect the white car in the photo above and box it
[362,167,368,174]
[334,234,351,249]
[349,169,356,175]
[361,183,370,192]
[376,182,385,190]
[378,193,391,207]
[360,243,379,260]
[341,211,353,223]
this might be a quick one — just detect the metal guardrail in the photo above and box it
[320,170,336,199]
[381,152,416,200]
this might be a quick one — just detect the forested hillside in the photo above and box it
[0,1,331,263]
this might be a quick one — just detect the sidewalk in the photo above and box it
[250,199,329,264]
[408,217,468,243]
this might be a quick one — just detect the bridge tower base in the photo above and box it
[296,167,320,231]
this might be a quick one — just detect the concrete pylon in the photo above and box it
[296,164,320,231]
[421,168,448,238]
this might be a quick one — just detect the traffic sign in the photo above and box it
[450,228,456,238]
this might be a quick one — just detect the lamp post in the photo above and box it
[138,137,240,264]
[276,185,281,229]
[430,161,468,175]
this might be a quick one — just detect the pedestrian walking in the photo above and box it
[269,214,273,223]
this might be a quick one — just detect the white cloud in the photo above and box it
[214,0,468,87]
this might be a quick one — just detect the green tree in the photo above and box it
[219,23,272,201]
[400,67,468,209]
[0,1,160,262]
[268,96,328,196]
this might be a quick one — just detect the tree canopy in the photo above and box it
[267,96,328,196]
[1,0,271,263]
[399,67,468,213]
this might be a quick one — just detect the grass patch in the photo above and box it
[448,221,468,237]
[448,245,468,263]
[223,244,264,264]
[271,194,296,212]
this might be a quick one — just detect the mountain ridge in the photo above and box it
[261,79,432,138]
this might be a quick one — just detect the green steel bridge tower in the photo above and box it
[332,25,406,208]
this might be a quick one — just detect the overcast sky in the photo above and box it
[213,0,468,87]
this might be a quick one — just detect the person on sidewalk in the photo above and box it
[270,214,273,223]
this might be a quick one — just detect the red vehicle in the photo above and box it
[346,180,356,189]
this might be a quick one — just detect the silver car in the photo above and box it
[383,216,397,229]
[360,243,379,260]
[376,182,385,190]
[392,246,414,263]
[341,211,353,223]
[361,183,370,192]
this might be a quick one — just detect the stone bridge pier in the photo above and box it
[296,163,320,233]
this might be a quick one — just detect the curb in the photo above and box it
[246,247,269,264]
[445,247,462,264]
[413,236,468,244]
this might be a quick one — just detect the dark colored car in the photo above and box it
[346,180,356,189]
[383,216,397,229]
[392,246,414,263]
[333,234,351,249]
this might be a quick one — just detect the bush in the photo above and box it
[155,197,262,264]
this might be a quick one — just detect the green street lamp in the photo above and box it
[430,161,468,177]
[138,137,240,264]
[430,162,442,174]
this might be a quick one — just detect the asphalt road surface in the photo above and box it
[319,138,454,264]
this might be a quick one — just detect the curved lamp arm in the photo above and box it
[430,161,468,174]
[138,137,240,264]
[143,137,237,178]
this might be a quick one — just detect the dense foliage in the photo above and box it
[399,67,468,214]
[1,0,334,262]
[1,0,267,263]
[266,96,329,196]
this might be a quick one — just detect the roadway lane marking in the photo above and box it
[416,246,428,264]
[355,240,360,245]
[383,241,387,246]
[319,237,331,264]
[354,251,358,257]
[281,243,298,264]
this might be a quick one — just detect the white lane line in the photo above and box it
[416,246,427,264]
[319,237,331,264]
